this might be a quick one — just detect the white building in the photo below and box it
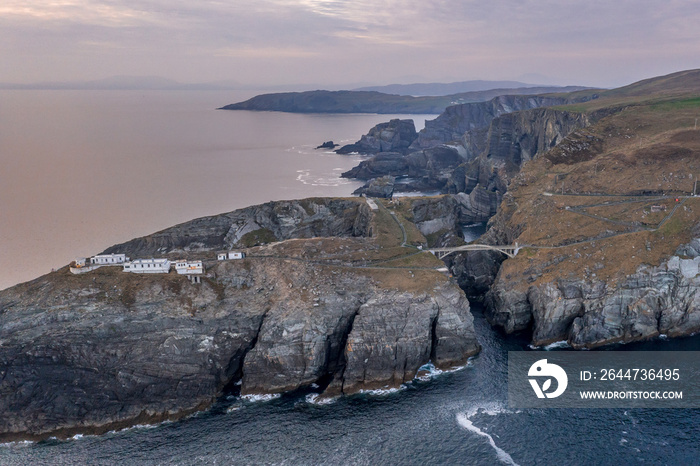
[123,258,170,274]
[91,254,129,265]
[174,260,204,275]
[218,251,245,260]
[75,257,87,267]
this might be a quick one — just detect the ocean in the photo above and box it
[1,91,699,465]
[0,89,435,291]
[2,306,700,465]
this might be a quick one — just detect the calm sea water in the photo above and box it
[0,89,435,290]
[2,91,700,465]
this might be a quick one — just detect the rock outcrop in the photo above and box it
[316,141,338,149]
[104,198,373,255]
[0,198,480,441]
[410,94,595,150]
[336,119,418,155]
[342,145,468,192]
[445,109,591,194]
[486,242,700,348]
[353,175,395,198]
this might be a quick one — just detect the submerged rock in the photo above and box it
[316,141,338,149]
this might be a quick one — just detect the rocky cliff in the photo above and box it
[336,119,418,155]
[104,198,372,256]
[475,81,700,348]
[0,198,480,441]
[410,94,596,150]
[487,238,700,348]
[341,95,593,196]
[445,108,591,194]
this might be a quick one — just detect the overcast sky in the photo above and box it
[2,0,699,88]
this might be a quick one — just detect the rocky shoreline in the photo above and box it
[0,197,479,441]
[2,70,700,441]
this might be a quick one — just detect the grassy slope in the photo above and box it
[497,69,700,290]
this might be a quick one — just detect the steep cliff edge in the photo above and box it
[483,96,700,348]
[0,197,479,441]
[336,119,418,155]
[410,92,597,150]
[445,108,591,195]
[341,93,595,195]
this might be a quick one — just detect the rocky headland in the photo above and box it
[0,197,479,441]
[341,69,700,351]
[3,69,700,441]
[218,86,591,114]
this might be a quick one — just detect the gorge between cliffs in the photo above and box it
[3,69,700,442]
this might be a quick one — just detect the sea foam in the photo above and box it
[456,405,520,466]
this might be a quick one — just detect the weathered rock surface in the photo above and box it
[445,109,591,194]
[336,119,418,155]
[342,145,468,192]
[105,198,372,255]
[342,99,592,198]
[353,175,395,198]
[410,94,594,150]
[0,198,480,441]
[409,191,503,239]
[486,245,700,348]
[342,152,408,180]
[316,141,338,149]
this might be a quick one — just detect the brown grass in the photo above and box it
[496,97,700,291]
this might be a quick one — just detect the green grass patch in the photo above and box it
[238,228,278,247]
[650,96,700,111]
[659,215,686,236]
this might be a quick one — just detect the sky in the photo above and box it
[2,0,700,89]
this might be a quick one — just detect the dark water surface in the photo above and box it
[2,307,699,465]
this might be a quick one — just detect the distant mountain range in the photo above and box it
[1,76,581,94]
[0,76,243,90]
[353,80,554,96]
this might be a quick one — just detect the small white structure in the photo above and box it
[174,260,204,275]
[91,254,129,265]
[123,258,170,274]
[75,257,87,267]
[218,251,245,260]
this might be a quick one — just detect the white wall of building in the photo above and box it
[123,259,170,274]
[92,254,128,265]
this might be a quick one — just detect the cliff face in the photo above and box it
[475,89,700,347]
[341,97,592,197]
[487,242,700,348]
[445,109,591,194]
[410,191,503,238]
[0,198,480,441]
[336,119,418,155]
[410,94,594,150]
[105,198,372,256]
